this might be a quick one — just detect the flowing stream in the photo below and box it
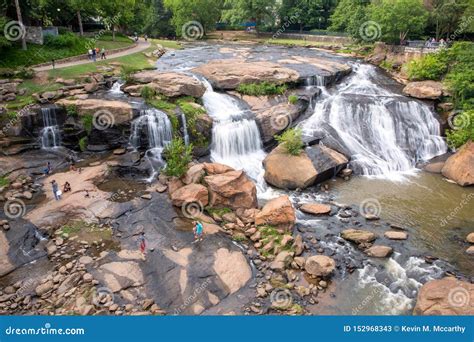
[130,108,173,180]
[300,63,447,179]
[201,79,267,192]
[40,107,60,149]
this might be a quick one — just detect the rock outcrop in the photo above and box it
[305,255,336,277]
[403,81,445,100]
[263,144,348,190]
[192,60,299,90]
[413,277,474,315]
[255,103,306,143]
[56,99,133,125]
[170,184,209,207]
[441,141,474,186]
[255,195,296,232]
[341,229,376,244]
[127,71,206,98]
[300,203,332,215]
[204,170,257,210]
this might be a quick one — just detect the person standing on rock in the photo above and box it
[51,180,61,201]
[193,221,204,242]
[139,232,147,256]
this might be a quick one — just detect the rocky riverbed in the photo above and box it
[0,42,472,316]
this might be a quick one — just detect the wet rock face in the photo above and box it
[304,255,336,277]
[413,277,474,315]
[255,195,296,232]
[192,60,300,90]
[127,71,206,98]
[441,141,474,187]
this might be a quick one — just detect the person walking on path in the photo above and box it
[91,48,97,62]
[193,221,204,242]
[101,48,106,60]
[139,232,146,257]
[51,180,61,201]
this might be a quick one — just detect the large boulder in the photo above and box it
[305,145,349,184]
[127,71,206,98]
[341,229,376,244]
[255,102,306,143]
[93,261,145,293]
[441,141,474,186]
[204,170,257,210]
[263,145,318,190]
[255,195,296,232]
[203,162,234,175]
[192,60,300,90]
[170,184,209,207]
[304,255,336,277]
[56,99,133,125]
[403,81,445,100]
[413,277,474,315]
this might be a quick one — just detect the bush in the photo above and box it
[163,137,193,177]
[15,67,34,79]
[0,176,9,188]
[66,105,78,117]
[237,82,288,96]
[81,114,93,134]
[275,128,304,156]
[446,110,474,149]
[407,53,448,81]
[44,32,80,48]
[140,85,156,101]
[288,95,298,105]
[79,136,88,151]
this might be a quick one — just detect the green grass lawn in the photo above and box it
[1,32,134,69]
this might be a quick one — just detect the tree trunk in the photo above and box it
[77,10,84,36]
[14,0,26,50]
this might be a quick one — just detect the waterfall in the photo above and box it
[305,75,326,87]
[201,79,267,190]
[301,63,447,179]
[130,108,173,179]
[40,107,60,149]
[109,80,125,95]
[180,113,190,146]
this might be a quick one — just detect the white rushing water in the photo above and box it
[130,108,173,180]
[40,107,60,149]
[301,63,447,180]
[201,79,268,192]
[109,80,125,95]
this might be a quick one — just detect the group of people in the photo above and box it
[87,47,107,62]
[50,179,71,201]
[425,37,449,48]
[133,33,148,42]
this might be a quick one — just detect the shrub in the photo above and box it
[66,105,78,117]
[275,128,304,156]
[163,137,193,177]
[237,82,288,96]
[148,98,176,113]
[0,176,9,188]
[288,95,298,105]
[140,85,156,101]
[407,53,448,81]
[44,32,80,48]
[15,67,34,79]
[81,114,93,134]
[446,110,474,149]
[79,136,88,151]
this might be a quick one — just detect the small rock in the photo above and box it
[141,194,152,200]
[365,245,393,258]
[466,233,474,244]
[384,231,408,240]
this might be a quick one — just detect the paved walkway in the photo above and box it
[33,40,151,72]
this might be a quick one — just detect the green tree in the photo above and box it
[279,0,336,32]
[426,0,469,40]
[222,0,276,33]
[164,0,223,37]
[369,0,429,44]
[328,0,370,38]
[98,0,136,40]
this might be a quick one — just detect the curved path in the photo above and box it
[33,40,151,72]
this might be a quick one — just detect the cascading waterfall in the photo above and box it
[301,63,447,178]
[40,107,60,149]
[180,113,190,146]
[201,79,267,191]
[130,108,173,179]
[109,80,125,95]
